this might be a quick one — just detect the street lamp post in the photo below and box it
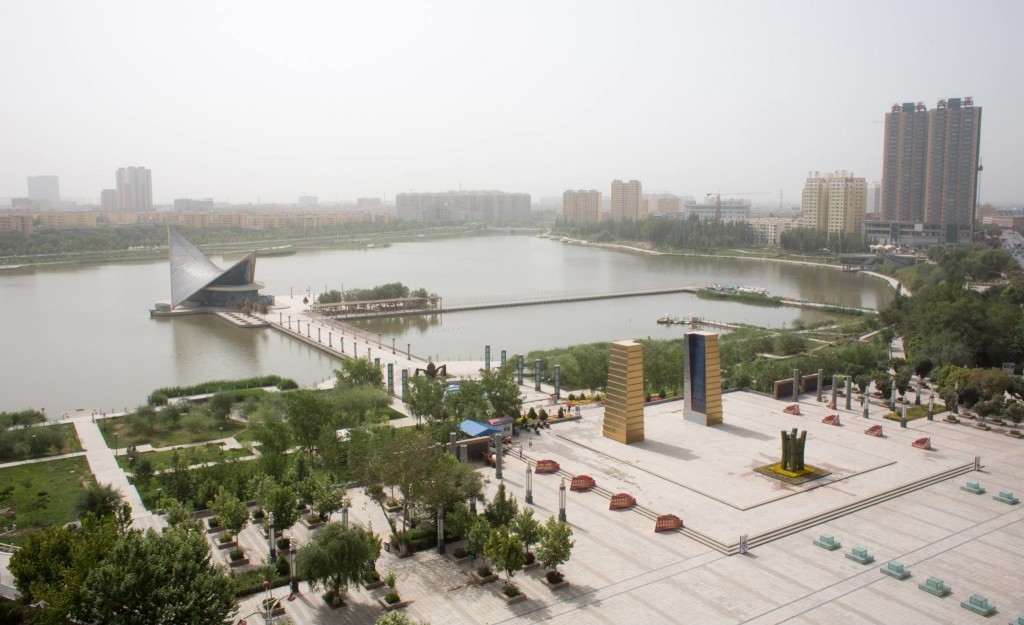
[558,478,566,523]
[525,463,533,504]
[289,545,299,594]
[268,514,277,563]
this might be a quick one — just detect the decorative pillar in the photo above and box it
[900,403,907,428]
[392,337,396,354]
[816,369,824,402]
[306,324,310,338]
[831,375,838,407]
[792,368,799,402]
[401,369,409,398]
[525,463,533,504]
[407,343,411,357]
[374,357,380,368]
[368,347,372,361]
[927,391,934,420]
[952,383,959,414]
[501,350,507,367]
[845,377,853,410]
[328,331,332,347]
[558,478,566,523]
[340,337,345,353]
[317,327,321,343]
[341,505,348,528]
[605,340,646,442]
[554,365,561,400]
[469,496,477,515]
[449,432,457,456]
[535,359,542,391]
[915,379,921,405]
[485,345,491,371]
[890,376,897,411]
[279,313,282,324]
[517,355,524,384]
[387,363,394,395]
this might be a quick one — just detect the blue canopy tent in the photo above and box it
[459,419,501,438]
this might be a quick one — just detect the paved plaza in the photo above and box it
[236,390,1022,625]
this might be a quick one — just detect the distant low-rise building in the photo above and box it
[396,190,530,223]
[0,213,34,234]
[39,212,98,229]
[683,198,751,222]
[862,220,971,248]
[174,198,215,212]
[748,217,800,246]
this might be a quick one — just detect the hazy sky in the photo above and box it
[2,0,1022,206]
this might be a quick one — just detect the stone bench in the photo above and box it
[654,514,683,533]
[961,480,985,495]
[813,534,841,551]
[845,546,874,565]
[961,594,996,616]
[609,493,636,510]
[918,576,951,597]
[783,404,800,415]
[912,437,932,450]
[880,560,911,580]
[570,475,596,492]
[994,490,1020,505]
[864,424,883,437]
[822,414,841,426]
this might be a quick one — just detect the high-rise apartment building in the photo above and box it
[27,176,60,207]
[562,190,602,222]
[610,180,643,221]
[801,171,866,235]
[866,181,881,215]
[116,167,153,211]
[100,189,119,211]
[881,98,982,231]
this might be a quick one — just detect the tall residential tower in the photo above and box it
[801,171,866,235]
[881,98,982,231]
[116,166,153,211]
[610,180,643,221]
[562,190,602,222]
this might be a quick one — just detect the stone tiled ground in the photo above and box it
[237,390,1024,624]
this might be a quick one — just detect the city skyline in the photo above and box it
[2,1,1023,205]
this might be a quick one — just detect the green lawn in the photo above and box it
[98,416,248,449]
[117,444,254,473]
[0,456,95,542]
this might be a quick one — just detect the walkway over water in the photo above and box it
[331,284,705,320]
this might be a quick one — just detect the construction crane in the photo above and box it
[706,191,769,220]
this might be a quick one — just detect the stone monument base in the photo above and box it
[754,463,831,485]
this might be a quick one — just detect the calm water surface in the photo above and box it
[0,236,892,415]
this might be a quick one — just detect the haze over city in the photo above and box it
[2,0,1023,206]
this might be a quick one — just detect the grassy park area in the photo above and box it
[116,444,254,473]
[99,414,247,449]
[0,456,95,542]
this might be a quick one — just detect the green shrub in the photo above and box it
[567,393,575,401]
[384,591,401,604]
[229,549,244,561]
[476,564,492,577]
[502,584,521,597]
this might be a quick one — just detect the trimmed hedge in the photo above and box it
[148,376,298,404]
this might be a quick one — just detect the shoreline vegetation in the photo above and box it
[0,223,502,268]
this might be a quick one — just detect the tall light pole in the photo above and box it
[558,479,566,523]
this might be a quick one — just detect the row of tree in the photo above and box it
[555,215,755,251]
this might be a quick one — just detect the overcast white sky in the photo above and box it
[1,0,1021,206]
